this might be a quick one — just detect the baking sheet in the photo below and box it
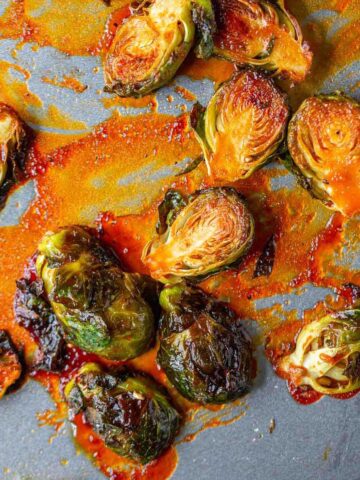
[0,1,360,479]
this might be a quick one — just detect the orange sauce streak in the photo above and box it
[335,0,352,13]
[41,75,88,94]
[179,55,236,87]
[0,59,42,124]
[0,0,24,40]
[101,95,157,112]
[174,86,197,102]
[23,0,130,56]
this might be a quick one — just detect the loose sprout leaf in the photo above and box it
[142,187,255,283]
[287,93,360,217]
[253,234,276,278]
[0,331,22,399]
[15,276,66,372]
[175,154,205,177]
[280,310,360,395]
[157,283,254,404]
[104,0,215,97]
[35,226,156,360]
[65,363,181,464]
[193,70,290,181]
[156,189,188,235]
[213,0,312,82]
[189,103,210,173]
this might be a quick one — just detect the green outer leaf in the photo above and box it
[65,363,181,464]
[191,0,216,59]
[159,283,184,314]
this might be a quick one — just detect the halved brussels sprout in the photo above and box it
[0,104,27,206]
[36,226,156,360]
[192,70,289,181]
[0,331,22,399]
[157,283,253,404]
[280,310,360,395]
[142,187,255,283]
[104,0,216,97]
[65,363,181,464]
[213,0,312,82]
[286,93,360,217]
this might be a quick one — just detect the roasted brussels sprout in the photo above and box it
[65,363,181,464]
[104,0,216,97]
[36,226,156,360]
[0,103,27,208]
[191,70,289,181]
[142,187,255,283]
[157,284,253,404]
[213,0,312,82]
[0,331,22,399]
[15,275,66,372]
[280,310,360,395]
[286,93,360,216]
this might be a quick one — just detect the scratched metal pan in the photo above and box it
[0,1,360,480]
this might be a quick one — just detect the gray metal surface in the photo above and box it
[2,351,360,480]
[1,2,360,480]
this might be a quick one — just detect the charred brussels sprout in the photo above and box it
[104,0,216,97]
[286,94,360,217]
[192,70,289,181]
[157,284,253,404]
[280,310,360,395]
[36,226,156,360]
[65,363,181,463]
[0,331,22,399]
[213,0,312,82]
[142,187,254,283]
[15,275,66,372]
[0,104,27,207]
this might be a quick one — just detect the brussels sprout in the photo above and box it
[157,284,253,404]
[213,0,312,82]
[191,70,289,181]
[286,93,360,216]
[36,226,156,360]
[142,187,255,283]
[0,331,22,399]
[0,103,27,207]
[15,275,66,372]
[280,310,360,395]
[104,0,216,97]
[65,363,181,464]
